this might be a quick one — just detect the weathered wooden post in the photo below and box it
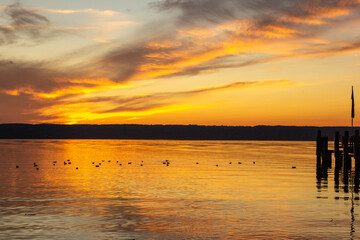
[316,130,323,175]
[316,130,322,171]
[343,171,349,193]
[322,137,328,169]
[334,131,341,170]
[354,130,360,174]
[343,131,350,194]
[343,131,350,172]
[355,171,360,194]
[334,169,339,192]
[327,149,332,169]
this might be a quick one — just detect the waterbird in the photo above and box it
[238,162,242,164]
[36,168,39,170]
[229,162,232,164]
[253,162,255,164]
[99,163,101,165]
[116,161,119,163]
[67,159,70,162]
[95,165,99,167]
[76,167,78,170]
[216,165,219,167]
[53,161,57,163]
[53,164,55,166]
[16,165,19,168]
[64,161,67,165]
[128,162,132,164]
[140,164,143,166]
[108,160,111,162]
[196,162,199,164]
[68,162,71,164]
[102,160,105,162]
[292,166,296,169]
[119,164,122,166]
[92,162,95,164]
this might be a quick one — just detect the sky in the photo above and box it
[1,0,360,126]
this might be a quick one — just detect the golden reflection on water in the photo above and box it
[0,140,359,239]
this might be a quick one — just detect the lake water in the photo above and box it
[0,140,358,239]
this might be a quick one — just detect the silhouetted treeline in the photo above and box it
[0,124,357,140]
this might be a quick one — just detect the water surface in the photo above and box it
[0,140,358,239]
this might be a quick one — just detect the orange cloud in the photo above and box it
[32,79,292,124]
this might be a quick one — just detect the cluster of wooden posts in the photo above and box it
[317,130,360,174]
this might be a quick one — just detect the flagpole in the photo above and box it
[352,86,355,130]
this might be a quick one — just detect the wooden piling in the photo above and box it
[343,131,350,172]
[322,137,328,169]
[334,169,340,192]
[354,130,360,173]
[316,130,322,171]
[343,131,350,194]
[335,131,341,170]
[327,150,332,168]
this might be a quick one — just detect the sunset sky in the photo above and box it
[1,0,360,126]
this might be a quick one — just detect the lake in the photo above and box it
[0,140,358,239]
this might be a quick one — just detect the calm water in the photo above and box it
[0,140,358,239]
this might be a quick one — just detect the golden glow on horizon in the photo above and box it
[40,104,205,124]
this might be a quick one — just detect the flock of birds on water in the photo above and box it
[13,159,294,171]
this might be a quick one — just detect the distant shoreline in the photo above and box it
[0,124,356,140]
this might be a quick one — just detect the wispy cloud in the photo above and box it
[0,3,51,45]
[42,8,120,16]
[94,0,360,83]
[0,4,138,46]
[35,79,292,123]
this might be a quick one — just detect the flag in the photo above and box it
[352,86,355,119]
